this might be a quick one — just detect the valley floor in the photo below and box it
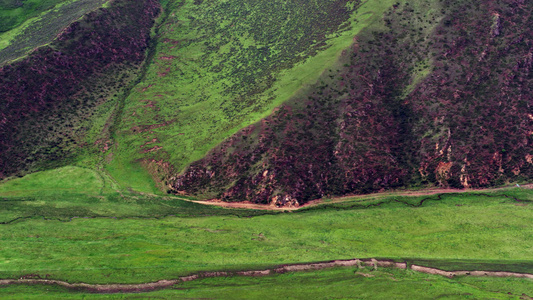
[0,178,531,297]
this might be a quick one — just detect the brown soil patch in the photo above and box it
[410,265,533,279]
[140,84,153,92]
[355,272,375,277]
[140,146,162,153]
[187,199,298,211]
[140,138,158,148]
[159,55,177,60]
[130,119,176,133]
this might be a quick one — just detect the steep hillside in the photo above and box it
[0,0,160,178]
[106,0,396,192]
[408,0,533,188]
[171,0,533,205]
[0,0,531,206]
[0,0,110,65]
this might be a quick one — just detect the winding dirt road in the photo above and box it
[185,184,533,211]
[1,259,531,294]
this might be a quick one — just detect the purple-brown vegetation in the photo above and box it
[171,0,533,205]
[0,0,160,178]
[409,0,533,188]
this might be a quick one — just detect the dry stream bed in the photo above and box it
[1,259,532,294]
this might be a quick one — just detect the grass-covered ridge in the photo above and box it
[0,0,64,33]
[109,0,403,191]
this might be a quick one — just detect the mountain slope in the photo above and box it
[0,0,160,178]
[106,0,390,192]
[0,0,531,206]
[0,0,110,65]
[170,0,533,205]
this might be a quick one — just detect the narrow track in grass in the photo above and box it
[1,259,531,294]
[185,184,533,211]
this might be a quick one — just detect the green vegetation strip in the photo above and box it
[2,167,531,223]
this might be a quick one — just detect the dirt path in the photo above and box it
[410,265,533,279]
[1,259,531,294]
[185,184,533,211]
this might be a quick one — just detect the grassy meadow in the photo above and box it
[0,166,271,223]
[0,182,531,284]
[0,160,531,298]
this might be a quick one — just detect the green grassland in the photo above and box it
[0,163,531,297]
[1,267,532,299]
[0,188,531,285]
[108,0,405,192]
[0,0,108,65]
[0,166,271,223]
[0,166,103,197]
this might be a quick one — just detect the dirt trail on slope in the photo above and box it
[1,259,531,294]
[186,184,533,211]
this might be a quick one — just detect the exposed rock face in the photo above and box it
[0,0,160,178]
[171,0,533,205]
